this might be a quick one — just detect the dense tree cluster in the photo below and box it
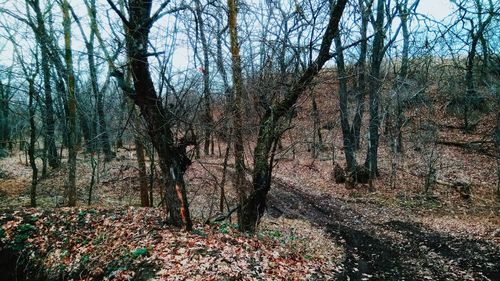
[0,0,498,233]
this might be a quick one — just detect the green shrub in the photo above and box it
[11,223,37,251]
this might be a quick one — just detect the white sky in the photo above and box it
[417,0,454,20]
[0,0,455,73]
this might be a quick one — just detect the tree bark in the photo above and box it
[62,0,77,206]
[352,0,371,150]
[27,0,59,170]
[130,99,149,207]
[108,0,192,230]
[395,0,410,153]
[28,79,38,207]
[135,135,150,207]
[311,91,323,158]
[334,33,358,176]
[495,93,500,197]
[227,0,248,228]
[364,0,385,179]
[0,81,10,151]
[194,0,214,156]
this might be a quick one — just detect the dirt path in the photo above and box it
[267,178,500,280]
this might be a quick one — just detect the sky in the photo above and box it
[417,0,454,20]
[0,0,455,73]
[169,0,456,70]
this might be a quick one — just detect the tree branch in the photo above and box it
[105,0,131,28]
[329,34,376,59]
[274,0,348,119]
[146,1,189,28]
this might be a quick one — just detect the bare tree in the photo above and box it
[352,0,372,150]
[460,0,496,130]
[0,76,12,152]
[107,0,192,230]
[193,0,215,156]
[60,0,77,206]
[25,0,60,172]
[239,0,348,233]
[227,0,248,227]
[72,0,115,161]
[364,0,386,180]
[27,76,38,207]
[334,30,359,182]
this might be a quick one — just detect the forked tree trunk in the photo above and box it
[108,0,192,230]
[81,0,113,159]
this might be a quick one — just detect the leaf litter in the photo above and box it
[0,207,344,280]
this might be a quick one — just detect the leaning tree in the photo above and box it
[107,0,193,230]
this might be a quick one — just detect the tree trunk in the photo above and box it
[334,33,358,176]
[89,34,113,160]
[495,82,500,197]
[352,0,371,150]
[135,136,149,207]
[28,79,38,207]
[88,154,97,205]
[80,109,94,153]
[395,0,410,153]
[463,3,494,131]
[311,92,323,158]
[92,66,114,160]
[55,78,69,149]
[131,102,149,207]
[194,0,214,156]
[28,0,59,170]
[220,140,231,212]
[240,125,274,232]
[108,0,192,230]
[80,0,113,159]
[0,81,10,151]
[62,0,77,206]
[148,145,155,206]
[240,0,348,233]
[227,0,248,227]
[365,0,385,179]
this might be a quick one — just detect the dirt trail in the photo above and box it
[267,178,500,280]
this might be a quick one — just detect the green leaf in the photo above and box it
[131,247,148,258]
[192,229,207,237]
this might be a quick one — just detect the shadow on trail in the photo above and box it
[267,178,500,280]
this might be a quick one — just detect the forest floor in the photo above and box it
[268,176,500,280]
[1,106,500,281]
